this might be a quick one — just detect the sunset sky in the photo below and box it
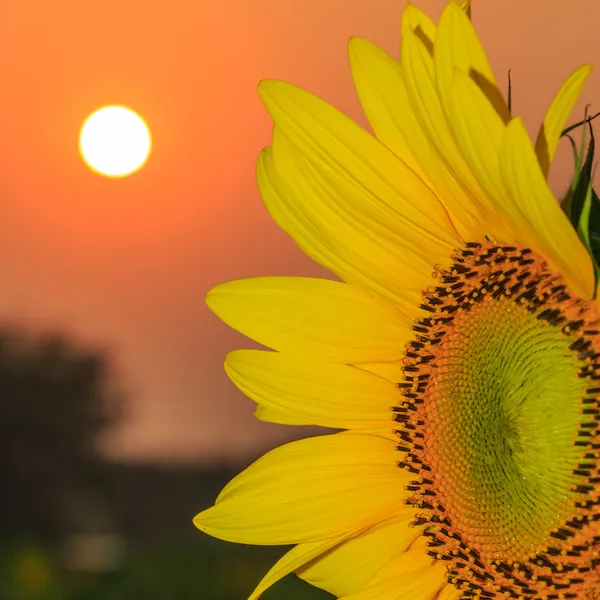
[0,0,598,462]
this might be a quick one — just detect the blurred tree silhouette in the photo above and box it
[0,328,121,541]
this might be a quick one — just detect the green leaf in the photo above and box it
[562,117,600,294]
[560,111,598,221]
[577,184,593,244]
[588,188,600,268]
[560,134,580,219]
[561,110,600,138]
[567,121,594,229]
[577,185,600,286]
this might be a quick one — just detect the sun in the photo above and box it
[79,106,151,178]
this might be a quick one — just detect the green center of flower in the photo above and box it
[395,242,600,599]
[427,295,588,560]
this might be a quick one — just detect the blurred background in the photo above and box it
[0,0,599,597]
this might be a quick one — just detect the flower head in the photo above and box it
[195,2,600,599]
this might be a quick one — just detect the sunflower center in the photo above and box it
[395,242,600,599]
[428,295,587,559]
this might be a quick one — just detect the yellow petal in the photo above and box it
[435,2,510,124]
[206,277,413,363]
[535,65,593,177]
[248,533,350,600]
[258,79,460,253]
[400,24,514,243]
[400,4,437,54]
[348,37,426,182]
[340,541,447,600]
[256,147,342,279]
[298,514,420,597]
[194,432,407,545]
[226,350,399,429]
[437,585,462,600]
[253,404,298,425]
[447,73,594,298]
[354,361,403,383]
[444,69,515,237]
[460,0,472,19]
[348,36,480,241]
[257,143,426,318]
[268,129,435,316]
[400,25,452,172]
[499,118,594,299]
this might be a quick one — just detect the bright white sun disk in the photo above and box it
[79,106,151,177]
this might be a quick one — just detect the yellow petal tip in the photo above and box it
[192,510,209,531]
[205,283,225,313]
[258,78,290,101]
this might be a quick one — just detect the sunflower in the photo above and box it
[194,1,600,599]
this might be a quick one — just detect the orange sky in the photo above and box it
[0,0,598,462]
